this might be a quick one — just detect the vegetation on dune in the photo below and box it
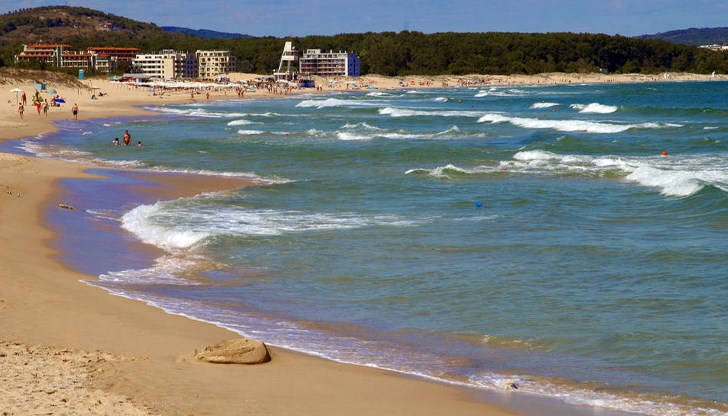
[1,6,727,76]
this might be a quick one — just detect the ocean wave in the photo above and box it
[475,88,528,98]
[336,132,371,141]
[405,163,496,178]
[341,122,384,131]
[97,255,205,286]
[509,150,728,197]
[122,199,422,251]
[531,102,559,109]
[469,372,723,416]
[337,126,464,141]
[433,97,448,102]
[477,113,675,134]
[237,129,264,135]
[379,107,482,118]
[570,103,619,114]
[296,98,378,109]
[227,119,258,126]
[152,107,250,118]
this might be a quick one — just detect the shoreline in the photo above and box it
[2,70,725,415]
[0,71,523,415]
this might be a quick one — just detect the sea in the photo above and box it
[7,81,727,415]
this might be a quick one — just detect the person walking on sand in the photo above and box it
[21,92,26,106]
[71,103,78,121]
[43,99,49,116]
[123,130,132,146]
[18,103,24,119]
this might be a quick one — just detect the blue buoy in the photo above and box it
[475,201,483,208]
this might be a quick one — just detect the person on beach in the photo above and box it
[18,103,24,119]
[43,99,49,116]
[123,130,132,146]
[35,100,41,115]
[113,138,120,146]
[21,92,26,106]
[71,103,78,121]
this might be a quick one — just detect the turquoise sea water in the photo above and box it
[13,81,728,415]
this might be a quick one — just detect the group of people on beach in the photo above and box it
[113,130,142,147]
[17,91,52,119]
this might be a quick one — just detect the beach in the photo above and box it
[1,69,726,416]
[0,69,521,416]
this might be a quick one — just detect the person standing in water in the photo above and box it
[123,130,132,146]
[71,103,78,121]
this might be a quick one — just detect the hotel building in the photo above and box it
[196,50,236,80]
[132,50,198,79]
[299,49,360,77]
[15,44,140,73]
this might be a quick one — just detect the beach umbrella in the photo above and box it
[9,87,23,104]
[47,89,57,95]
[54,98,66,104]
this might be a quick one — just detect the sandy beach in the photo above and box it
[1,68,724,415]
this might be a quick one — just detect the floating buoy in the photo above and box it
[475,201,483,208]
[661,151,668,156]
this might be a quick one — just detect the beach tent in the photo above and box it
[47,89,57,95]
[9,87,23,104]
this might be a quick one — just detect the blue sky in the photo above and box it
[3,0,727,37]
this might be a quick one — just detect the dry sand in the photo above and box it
[1,69,724,415]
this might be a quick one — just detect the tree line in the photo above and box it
[1,7,727,76]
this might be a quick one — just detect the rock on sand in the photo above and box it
[195,338,271,364]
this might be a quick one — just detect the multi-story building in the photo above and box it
[15,44,71,67]
[299,49,360,77]
[16,44,141,73]
[132,50,198,79]
[196,50,236,80]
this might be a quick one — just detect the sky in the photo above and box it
[3,0,727,37]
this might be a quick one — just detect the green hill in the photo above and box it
[161,26,252,39]
[637,27,728,46]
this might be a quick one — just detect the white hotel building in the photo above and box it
[132,50,235,80]
[299,49,360,77]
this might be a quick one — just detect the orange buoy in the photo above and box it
[661,151,668,156]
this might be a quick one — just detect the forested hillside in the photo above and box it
[637,27,728,46]
[2,6,728,76]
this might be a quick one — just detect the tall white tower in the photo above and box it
[275,41,298,80]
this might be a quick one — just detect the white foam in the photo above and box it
[405,163,496,178]
[341,122,384,131]
[508,150,728,197]
[379,107,482,118]
[122,198,422,252]
[477,113,671,134]
[237,129,264,135]
[153,107,249,118]
[296,98,377,109]
[570,103,619,114]
[469,372,722,416]
[433,97,448,102]
[97,255,204,285]
[337,131,371,141]
[227,119,257,126]
[531,102,559,109]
